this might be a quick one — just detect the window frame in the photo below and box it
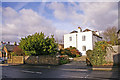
[69,37,72,41]
[82,46,86,51]
[82,35,86,41]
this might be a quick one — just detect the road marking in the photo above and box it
[21,70,42,74]
[61,69,88,71]
[61,75,86,78]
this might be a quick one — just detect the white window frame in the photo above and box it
[82,46,86,51]
[82,35,86,41]
[69,37,72,41]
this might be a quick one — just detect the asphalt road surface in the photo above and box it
[1,61,120,79]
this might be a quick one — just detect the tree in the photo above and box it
[19,32,58,56]
[102,26,118,45]
[12,46,24,56]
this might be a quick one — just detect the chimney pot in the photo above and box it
[7,42,10,45]
[78,27,82,32]
[14,42,17,46]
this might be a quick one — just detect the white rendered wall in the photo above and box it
[77,31,93,55]
[64,32,93,55]
[64,33,77,48]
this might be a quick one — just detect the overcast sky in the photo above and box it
[0,1,119,43]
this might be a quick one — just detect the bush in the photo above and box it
[25,51,36,56]
[60,47,81,58]
[59,55,70,64]
[19,32,58,56]
[86,41,109,66]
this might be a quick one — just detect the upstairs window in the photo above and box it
[82,46,86,51]
[69,37,72,41]
[82,35,86,41]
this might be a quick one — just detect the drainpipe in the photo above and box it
[76,34,77,48]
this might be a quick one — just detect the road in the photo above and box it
[1,61,120,79]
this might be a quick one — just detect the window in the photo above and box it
[69,37,72,41]
[82,35,86,41]
[82,46,86,51]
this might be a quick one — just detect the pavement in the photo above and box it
[1,61,120,79]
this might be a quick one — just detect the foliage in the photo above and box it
[24,51,36,56]
[19,32,58,56]
[11,52,15,56]
[59,55,70,64]
[86,41,109,66]
[102,26,118,45]
[60,47,82,58]
[12,46,24,56]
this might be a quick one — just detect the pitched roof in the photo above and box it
[117,29,120,34]
[83,29,91,32]
[70,30,78,33]
[5,45,17,52]
[92,31,102,39]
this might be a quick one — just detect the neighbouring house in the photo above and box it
[64,27,102,55]
[1,42,18,59]
[0,41,7,58]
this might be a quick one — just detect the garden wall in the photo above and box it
[105,45,120,65]
[25,55,60,65]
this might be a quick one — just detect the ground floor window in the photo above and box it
[82,46,86,51]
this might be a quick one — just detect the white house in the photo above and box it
[64,27,102,55]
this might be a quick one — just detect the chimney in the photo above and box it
[7,42,10,45]
[1,41,3,44]
[95,31,100,35]
[14,42,17,46]
[78,27,82,33]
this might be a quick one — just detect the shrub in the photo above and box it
[24,51,36,56]
[59,55,70,64]
[86,41,109,66]
[60,47,81,58]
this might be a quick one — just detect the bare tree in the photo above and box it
[102,26,118,45]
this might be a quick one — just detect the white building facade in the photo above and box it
[64,27,102,55]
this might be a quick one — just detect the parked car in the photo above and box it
[0,58,4,64]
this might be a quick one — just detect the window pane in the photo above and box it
[82,36,86,41]
[82,46,86,51]
[69,37,72,41]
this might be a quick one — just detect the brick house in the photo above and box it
[0,42,18,59]
[3,45,17,59]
